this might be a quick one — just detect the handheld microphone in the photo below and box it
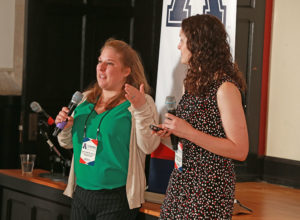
[52,91,83,137]
[30,101,55,125]
[165,96,179,151]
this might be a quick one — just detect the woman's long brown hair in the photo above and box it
[182,14,246,96]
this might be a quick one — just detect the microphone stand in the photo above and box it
[38,120,69,183]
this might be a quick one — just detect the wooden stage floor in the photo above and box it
[2,170,299,219]
[143,181,300,219]
[232,182,300,220]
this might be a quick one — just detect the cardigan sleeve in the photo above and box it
[131,94,161,154]
[57,126,73,149]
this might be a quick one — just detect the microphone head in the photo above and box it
[165,96,176,110]
[71,91,83,104]
[30,101,42,113]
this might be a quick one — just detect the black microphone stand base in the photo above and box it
[39,172,68,183]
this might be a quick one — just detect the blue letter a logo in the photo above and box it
[203,0,227,25]
[166,0,191,27]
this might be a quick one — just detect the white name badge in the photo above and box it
[79,137,98,166]
[175,142,183,172]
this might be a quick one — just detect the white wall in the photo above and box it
[266,0,300,161]
[0,0,15,68]
[0,0,24,95]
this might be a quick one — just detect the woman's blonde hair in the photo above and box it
[86,38,150,109]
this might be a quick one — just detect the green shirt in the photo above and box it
[72,100,131,190]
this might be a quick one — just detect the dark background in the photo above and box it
[2,0,297,188]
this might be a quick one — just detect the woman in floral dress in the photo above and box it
[156,14,249,219]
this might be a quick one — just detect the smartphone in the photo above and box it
[149,124,163,132]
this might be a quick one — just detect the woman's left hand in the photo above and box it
[125,83,146,109]
[163,113,194,139]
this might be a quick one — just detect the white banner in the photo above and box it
[155,0,237,123]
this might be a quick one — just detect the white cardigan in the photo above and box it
[57,94,160,209]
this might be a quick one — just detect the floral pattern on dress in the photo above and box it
[160,78,238,220]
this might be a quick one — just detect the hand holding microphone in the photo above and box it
[165,96,179,150]
[53,91,83,137]
[54,106,74,128]
[163,96,195,148]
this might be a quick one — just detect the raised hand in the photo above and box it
[124,83,146,109]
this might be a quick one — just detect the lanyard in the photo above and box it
[83,104,111,140]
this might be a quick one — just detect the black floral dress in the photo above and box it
[160,78,237,219]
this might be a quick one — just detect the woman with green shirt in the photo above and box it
[55,39,160,219]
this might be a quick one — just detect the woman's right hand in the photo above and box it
[152,124,171,138]
[55,107,74,129]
